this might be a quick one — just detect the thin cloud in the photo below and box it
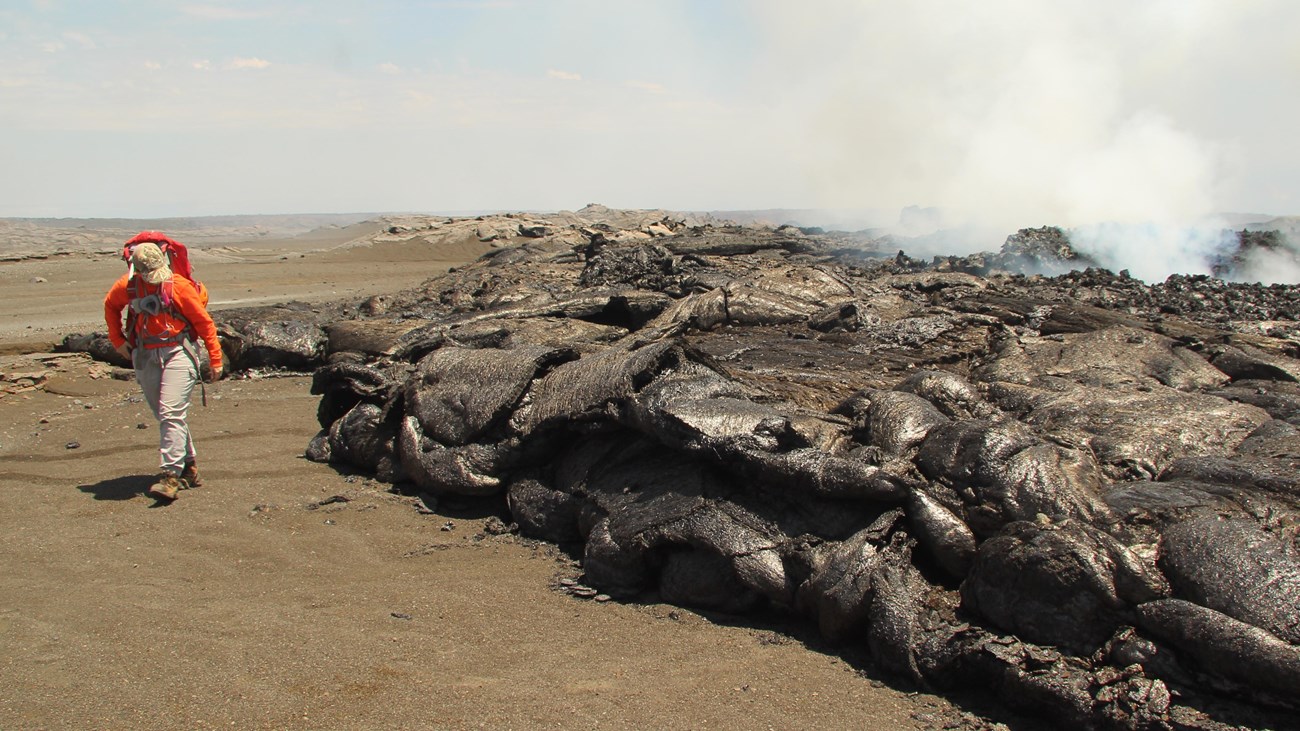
[40,40,65,53]
[404,89,435,106]
[226,57,272,70]
[193,60,212,70]
[378,63,402,75]
[547,69,582,81]
[182,5,269,21]
[625,80,665,94]
[426,1,517,8]
[62,31,96,49]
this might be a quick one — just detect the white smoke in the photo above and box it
[1231,238,1300,285]
[749,1,1295,282]
[1067,222,1233,282]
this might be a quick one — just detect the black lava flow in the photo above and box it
[66,215,1300,730]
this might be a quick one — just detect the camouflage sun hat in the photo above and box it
[130,242,172,285]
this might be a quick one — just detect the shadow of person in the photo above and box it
[78,474,156,502]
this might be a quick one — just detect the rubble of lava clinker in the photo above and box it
[66,210,1300,730]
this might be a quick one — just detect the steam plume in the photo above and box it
[751,1,1296,282]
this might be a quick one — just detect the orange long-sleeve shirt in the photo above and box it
[104,274,223,371]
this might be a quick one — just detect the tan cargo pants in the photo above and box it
[133,343,199,476]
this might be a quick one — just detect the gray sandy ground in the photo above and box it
[0,223,970,730]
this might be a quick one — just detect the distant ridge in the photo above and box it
[1,212,379,232]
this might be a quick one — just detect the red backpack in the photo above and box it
[121,231,209,307]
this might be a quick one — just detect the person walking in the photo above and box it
[104,241,224,502]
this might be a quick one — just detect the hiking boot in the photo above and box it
[148,473,184,502]
[181,460,203,489]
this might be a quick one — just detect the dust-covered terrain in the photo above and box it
[1,211,977,731]
[19,205,1300,729]
[165,206,1298,731]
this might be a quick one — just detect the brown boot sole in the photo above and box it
[148,482,180,501]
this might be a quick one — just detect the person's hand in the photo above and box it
[202,364,223,383]
[114,343,131,360]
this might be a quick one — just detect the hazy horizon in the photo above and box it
[4,2,1299,227]
[1,204,1291,226]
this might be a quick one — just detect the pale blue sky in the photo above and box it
[2,0,1297,226]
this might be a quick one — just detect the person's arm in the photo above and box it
[103,275,131,355]
[174,279,224,374]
